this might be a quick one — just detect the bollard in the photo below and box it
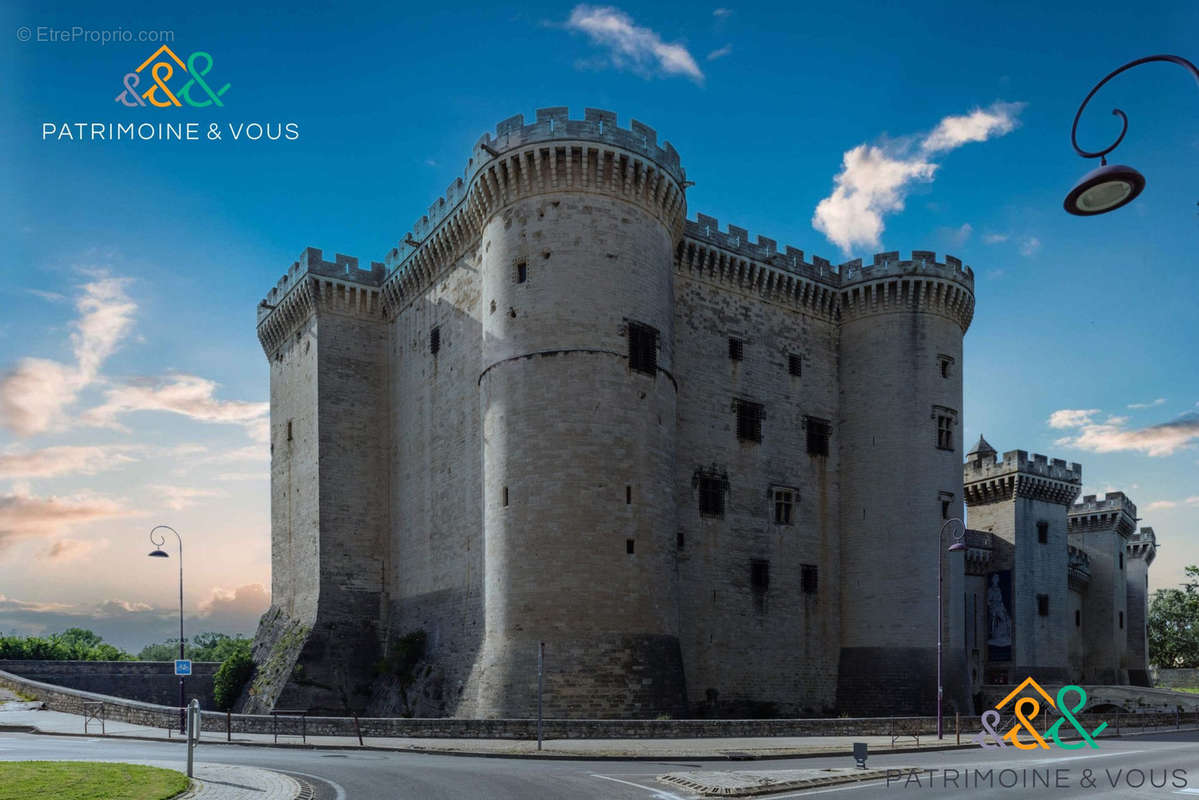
[353,713,364,747]
[955,712,960,745]
[186,699,200,779]
[226,710,231,742]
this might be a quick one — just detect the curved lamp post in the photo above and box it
[938,518,967,740]
[148,525,185,733]
[1064,54,1199,215]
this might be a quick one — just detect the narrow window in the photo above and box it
[751,559,770,591]
[676,531,685,549]
[728,337,744,361]
[735,399,764,443]
[430,325,441,355]
[1075,609,1081,628]
[773,488,795,525]
[1037,594,1049,616]
[938,354,954,379]
[788,353,802,377]
[801,564,818,594]
[940,491,953,520]
[627,321,659,375]
[502,487,509,507]
[626,539,635,555]
[626,485,632,504]
[805,417,831,456]
[936,415,954,450]
[286,420,293,441]
[1119,611,1124,629]
[941,500,950,520]
[1119,552,1124,569]
[516,261,527,283]
[698,476,724,517]
[1037,521,1049,544]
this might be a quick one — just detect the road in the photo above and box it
[1,730,1198,798]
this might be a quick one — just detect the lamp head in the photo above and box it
[148,549,170,558]
[1064,162,1145,215]
[947,542,967,553]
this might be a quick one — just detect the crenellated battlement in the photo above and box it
[964,449,1083,483]
[684,215,838,284]
[383,107,687,275]
[1071,491,1138,519]
[963,447,1082,507]
[259,247,385,323]
[1127,526,1157,563]
[1068,491,1139,539]
[839,249,974,290]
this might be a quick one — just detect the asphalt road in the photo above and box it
[1,730,1198,799]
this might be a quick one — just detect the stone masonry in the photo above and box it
[251,108,978,718]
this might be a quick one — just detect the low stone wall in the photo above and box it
[0,661,218,709]
[4,668,1199,741]
[1156,669,1199,689]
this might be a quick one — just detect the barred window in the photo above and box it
[728,337,744,361]
[516,261,527,283]
[627,321,659,375]
[788,353,802,377]
[773,488,795,525]
[735,399,764,443]
[805,417,831,456]
[801,563,818,594]
[430,325,441,355]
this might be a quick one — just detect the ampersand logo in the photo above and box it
[115,44,230,108]
[975,676,1108,751]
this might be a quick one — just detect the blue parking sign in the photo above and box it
[175,659,192,676]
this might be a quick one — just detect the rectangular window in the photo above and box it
[773,488,794,525]
[626,485,632,505]
[676,531,685,549]
[941,500,950,520]
[751,559,770,591]
[516,261,527,283]
[627,321,659,375]
[286,420,293,442]
[502,486,509,507]
[735,399,764,443]
[430,325,441,355]
[1037,521,1049,544]
[936,415,954,450]
[938,354,954,379]
[728,336,744,361]
[698,476,724,517]
[1119,611,1124,629]
[1075,609,1081,628]
[805,417,831,456]
[626,539,635,554]
[1119,552,1124,569]
[801,563,818,594]
[788,353,802,377]
[1037,594,1049,616]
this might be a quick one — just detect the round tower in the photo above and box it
[834,251,975,715]
[469,108,688,717]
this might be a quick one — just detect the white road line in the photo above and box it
[590,773,689,799]
[760,780,889,798]
[274,767,347,800]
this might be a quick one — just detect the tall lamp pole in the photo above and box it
[148,525,185,733]
[938,518,966,740]
[1063,54,1198,216]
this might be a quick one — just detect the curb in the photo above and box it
[660,767,907,797]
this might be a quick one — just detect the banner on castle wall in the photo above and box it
[986,569,1013,662]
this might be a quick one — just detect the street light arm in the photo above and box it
[1071,54,1199,163]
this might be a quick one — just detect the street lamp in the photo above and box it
[938,518,966,740]
[148,525,185,733]
[1063,54,1198,216]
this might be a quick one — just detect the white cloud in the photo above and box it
[1128,398,1167,410]
[83,374,268,435]
[43,537,110,562]
[1146,500,1178,511]
[0,489,137,550]
[713,7,733,16]
[1048,409,1100,429]
[946,222,973,246]
[812,101,1024,254]
[149,484,227,511]
[566,5,704,83]
[0,276,136,436]
[707,44,732,61]
[0,445,140,479]
[983,233,1010,244]
[1018,236,1041,257]
[1051,410,1199,457]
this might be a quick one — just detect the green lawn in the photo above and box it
[1173,687,1199,694]
[0,762,189,800]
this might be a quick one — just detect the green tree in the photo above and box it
[136,633,252,662]
[1149,565,1199,669]
[212,650,255,711]
[0,630,131,661]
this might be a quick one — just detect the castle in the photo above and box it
[246,108,1156,718]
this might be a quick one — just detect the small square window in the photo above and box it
[1037,594,1049,616]
[626,539,635,555]
[698,476,725,517]
[788,353,802,377]
[728,337,744,361]
[516,262,527,283]
[805,417,831,456]
[1037,521,1049,544]
[773,488,795,525]
[735,399,764,443]
[430,325,441,355]
[801,564,818,594]
[751,559,770,591]
[1075,609,1081,628]
[627,321,658,375]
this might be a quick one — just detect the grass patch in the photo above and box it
[1172,687,1199,694]
[0,762,188,800]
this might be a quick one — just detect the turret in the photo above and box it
[835,251,975,715]
[1125,527,1157,685]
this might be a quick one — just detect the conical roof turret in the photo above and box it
[967,435,997,459]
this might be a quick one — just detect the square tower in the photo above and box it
[1124,527,1157,686]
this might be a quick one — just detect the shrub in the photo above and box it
[213,650,255,711]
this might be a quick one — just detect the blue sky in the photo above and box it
[1,0,1196,651]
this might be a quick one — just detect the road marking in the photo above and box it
[761,781,888,798]
[275,768,347,800]
[1173,790,1199,796]
[590,773,688,799]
